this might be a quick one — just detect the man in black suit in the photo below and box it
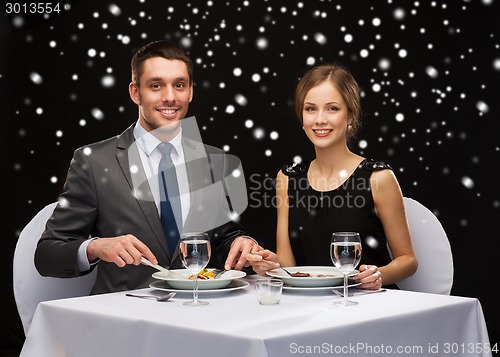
[34,40,259,294]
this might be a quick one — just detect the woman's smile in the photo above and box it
[312,128,333,137]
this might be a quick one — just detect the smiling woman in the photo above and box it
[302,80,351,150]
[247,64,418,291]
[294,64,362,145]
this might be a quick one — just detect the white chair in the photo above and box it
[394,197,454,295]
[13,202,97,335]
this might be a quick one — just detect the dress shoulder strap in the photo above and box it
[281,161,310,177]
[359,159,393,171]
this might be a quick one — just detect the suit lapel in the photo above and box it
[115,125,171,261]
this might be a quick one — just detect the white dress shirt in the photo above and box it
[132,121,191,221]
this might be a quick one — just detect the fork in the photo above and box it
[212,269,228,279]
[259,260,291,276]
[278,266,294,276]
[267,262,293,276]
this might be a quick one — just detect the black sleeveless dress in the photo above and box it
[282,158,394,269]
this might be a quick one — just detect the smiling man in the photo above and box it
[34,40,259,294]
[129,54,192,140]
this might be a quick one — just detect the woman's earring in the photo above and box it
[348,124,353,130]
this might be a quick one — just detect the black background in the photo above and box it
[2,0,499,354]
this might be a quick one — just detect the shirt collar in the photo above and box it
[133,120,183,157]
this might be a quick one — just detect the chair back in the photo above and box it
[13,202,97,335]
[395,197,454,294]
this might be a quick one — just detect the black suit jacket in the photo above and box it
[35,123,246,294]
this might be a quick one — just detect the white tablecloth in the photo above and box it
[21,277,491,357]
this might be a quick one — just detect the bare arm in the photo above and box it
[275,170,296,266]
[356,170,418,288]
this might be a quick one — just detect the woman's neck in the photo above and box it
[309,145,364,191]
[313,144,357,174]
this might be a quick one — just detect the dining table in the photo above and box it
[20,275,492,357]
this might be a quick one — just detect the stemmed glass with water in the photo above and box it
[179,232,211,306]
[330,232,362,306]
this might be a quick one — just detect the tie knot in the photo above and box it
[157,142,174,156]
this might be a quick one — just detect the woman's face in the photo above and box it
[302,80,351,149]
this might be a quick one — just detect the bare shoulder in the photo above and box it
[370,169,402,195]
[371,168,397,183]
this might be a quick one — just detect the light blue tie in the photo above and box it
[157,142,181,254]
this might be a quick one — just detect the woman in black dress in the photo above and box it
[249,64,418,290]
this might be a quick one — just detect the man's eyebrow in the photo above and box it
[144,77,164,83]
[144,76,189,83]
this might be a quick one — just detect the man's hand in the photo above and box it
[224,236,261,271]
[87,234,157,268]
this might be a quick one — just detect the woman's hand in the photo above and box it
[246,250,280,276]
[355,264,383,290]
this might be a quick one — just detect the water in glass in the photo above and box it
[330,232,362,306]
[179,232,211,306]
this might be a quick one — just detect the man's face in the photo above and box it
[129,57,193,139]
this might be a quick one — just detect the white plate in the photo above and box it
[266,266,358,287]
[149,278,250,294]
[283,281,361,291]
[152,269,246,290]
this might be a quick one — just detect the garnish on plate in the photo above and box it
[186,268,215,280]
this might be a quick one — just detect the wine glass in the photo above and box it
[179,232,211,306]
[330,232,362,306]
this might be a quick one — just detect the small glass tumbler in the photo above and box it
[255,279,283,305]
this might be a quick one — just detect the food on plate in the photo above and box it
[289,272,338,278]
[186,268,215,280]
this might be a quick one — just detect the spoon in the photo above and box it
[126,292,176,301]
